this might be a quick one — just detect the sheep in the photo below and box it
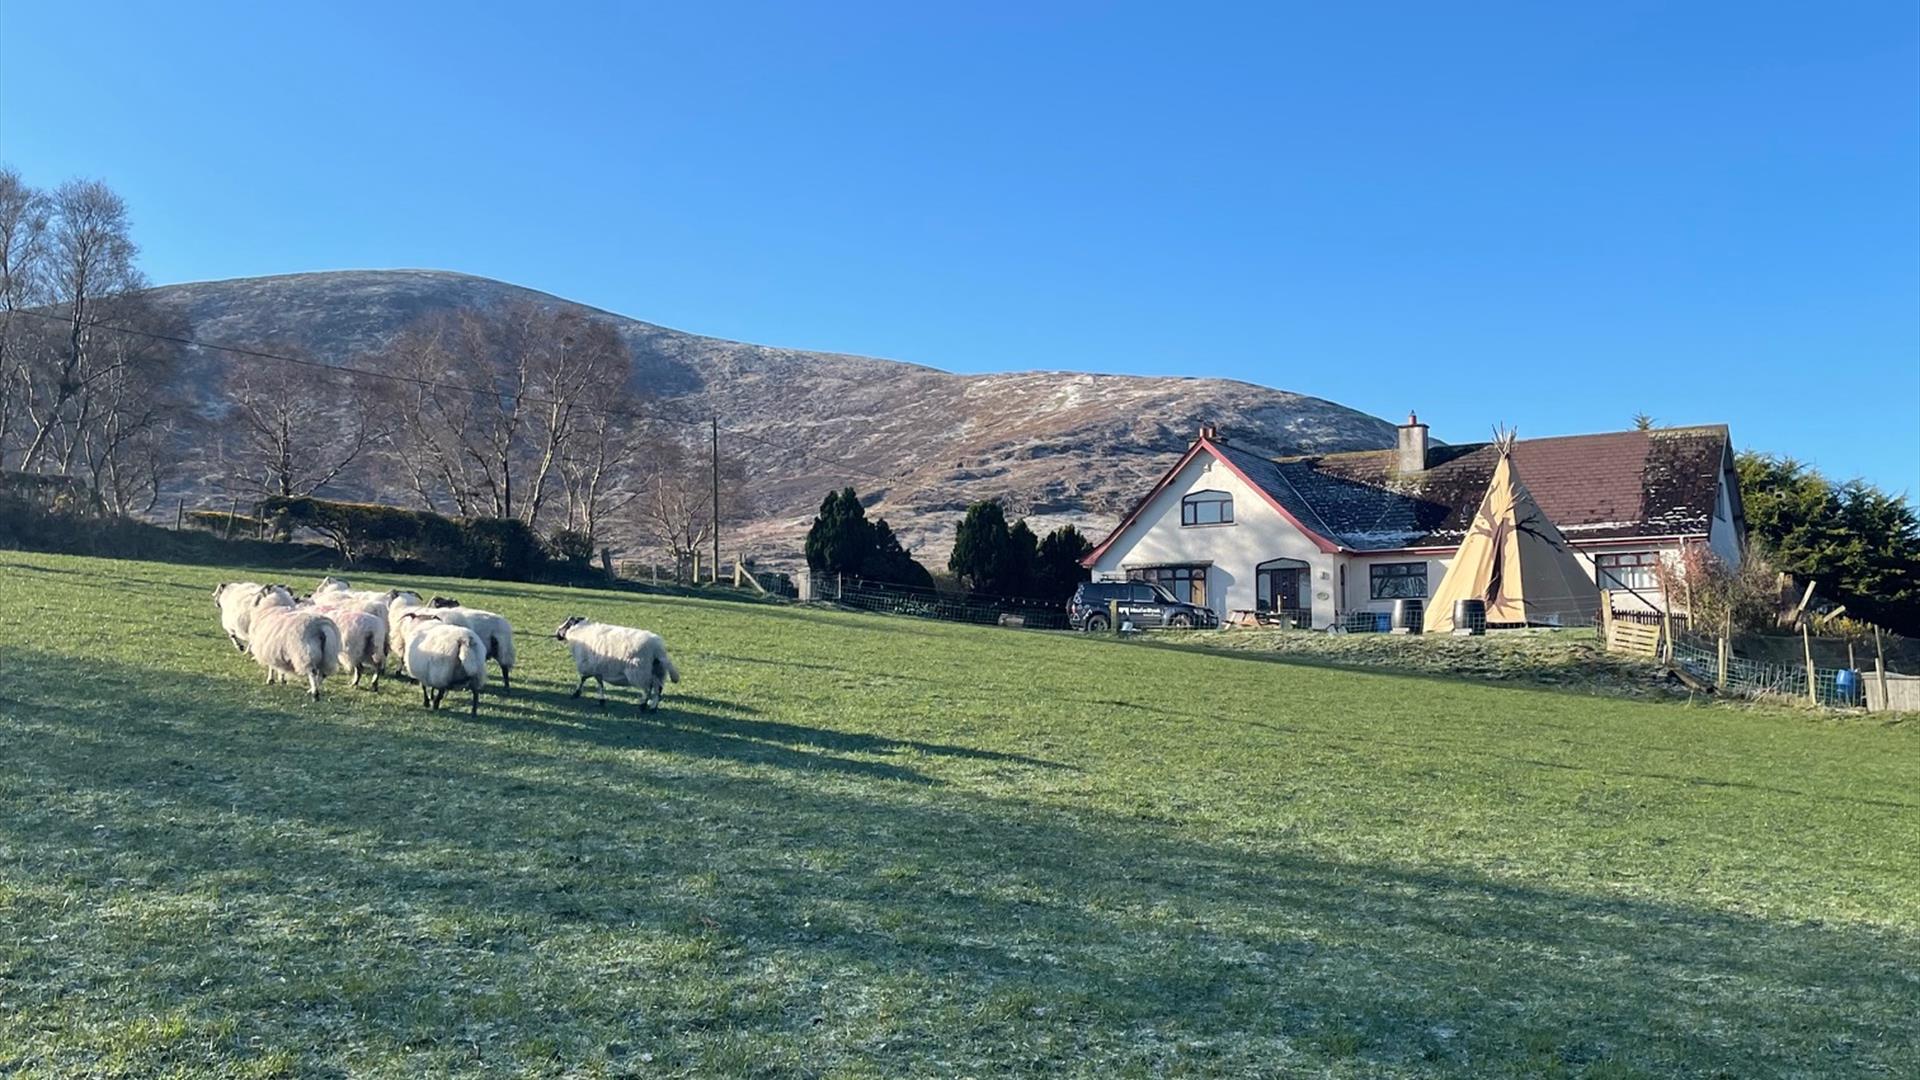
[385,589,425,621]
[554,615,680,711]
[421,604,515,693]
[428,595,462,608]
[322,608,388,689]
[214,581,293,651]
[314,576,398,608]
[248,589,342,700]
[397,612,486,716]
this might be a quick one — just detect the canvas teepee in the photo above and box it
[1424,434,1600,632]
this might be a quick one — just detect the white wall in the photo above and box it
[1708,473,1743,566]
[1341,554,1452,620]
[1086,450,1340,626]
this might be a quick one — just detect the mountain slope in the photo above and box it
[147,270,1398,567]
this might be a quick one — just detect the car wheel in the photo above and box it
[1084,613,1110,633]
[1168,612,1193,629]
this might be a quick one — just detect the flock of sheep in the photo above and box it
[211,576,680,716]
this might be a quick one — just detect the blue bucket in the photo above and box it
[1374,612,1391,633]
[1835,669,1861,705]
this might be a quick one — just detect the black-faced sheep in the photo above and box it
[397,612,486,716]
[419,604,514,692]
[554,616,680,711]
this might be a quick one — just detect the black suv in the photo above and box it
[1069,580,1218,631]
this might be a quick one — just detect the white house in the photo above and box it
[1081,416,1746,629]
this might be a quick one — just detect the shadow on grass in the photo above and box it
[468,684,1068,775]
[0,647,1914,1077]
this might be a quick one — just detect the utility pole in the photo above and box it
[710,417,721,585]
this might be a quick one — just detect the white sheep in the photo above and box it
[248,590,342,700]
[554,615,680,711]
[397,612,486,716]
[322,607,388,689]
[421,604,516,693]
[214,581,293,651]
[385,589,425,622]
[313,576,398,607]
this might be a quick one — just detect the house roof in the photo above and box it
[1084,424,1736,564]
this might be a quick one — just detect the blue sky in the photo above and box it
[3,1,1915,491]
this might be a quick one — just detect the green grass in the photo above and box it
[0,550,1914,1078]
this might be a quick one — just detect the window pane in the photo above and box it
[1370,562,1428,600]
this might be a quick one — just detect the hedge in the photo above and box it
[257,497,549,581]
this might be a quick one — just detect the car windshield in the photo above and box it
[1147,583,1180,604]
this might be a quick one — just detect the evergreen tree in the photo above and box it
[1006,519,1039,597]
[1033,524,1094,603]
[948,499,1016,594]
[803,487,872,575]
[1737,451,1920,634]
[804,486,934,588]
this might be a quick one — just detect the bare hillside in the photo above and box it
[147,270,1397,565]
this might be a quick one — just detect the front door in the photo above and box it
[1257,567,1309,621]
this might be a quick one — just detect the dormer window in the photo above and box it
[1181,490,1233,526]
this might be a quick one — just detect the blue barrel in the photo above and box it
[1835,669,1861,706]
[1374,611,1391,633]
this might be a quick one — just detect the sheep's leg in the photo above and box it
[421,683,431,709]
[499,665,511,696]
[229,633,245,652]
[351,666,362,688]
[370,664,381,691]
[571,674,587,699]
[308,673,322,701]
[469,683,479,717]
[432,688,446,710]
[597,676,607,710]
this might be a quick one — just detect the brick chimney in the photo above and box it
[1198,423,1218,442]
[1396,411,1430,473]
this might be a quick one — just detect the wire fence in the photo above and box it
[1667,635,1857,707]
[806,573,1073,630]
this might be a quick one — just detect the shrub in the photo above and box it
[460,517,546,581]
[544,527,595,566]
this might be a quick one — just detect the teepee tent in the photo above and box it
[1424,436,1600,632]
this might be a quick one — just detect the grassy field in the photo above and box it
[1,550,1915,1078]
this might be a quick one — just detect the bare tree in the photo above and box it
[558,406,643,548]
[0,167,50,467]
[17,179,147,474]
[635,428,748,581]
[222,353,381,499]
[376,303,633,526]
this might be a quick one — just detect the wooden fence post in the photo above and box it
[1802,623,1818,706]
[1662,603,1675,664]
[1716,617,1729,690]
[1598,589,1612,642]
[1875,628,1890,712]
[836,573,844,601]
[175,498,184,531]
[223,494,239,540]
[1108,598,1120,637]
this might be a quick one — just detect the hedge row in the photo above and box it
[257,497,554,581]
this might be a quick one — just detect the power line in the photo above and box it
[11,306,902,485]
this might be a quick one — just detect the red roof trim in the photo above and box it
[1080,438,1343,567]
